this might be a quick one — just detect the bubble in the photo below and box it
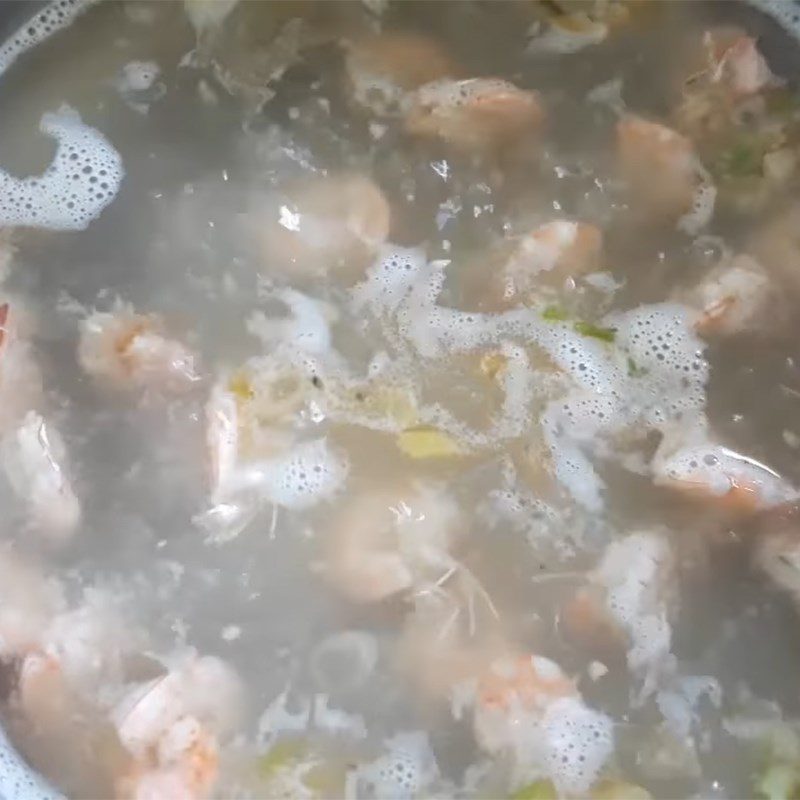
[0,722,61,800]
[249,438,349,510]
[541,697,614,796]
[0,105,123,231]
[0,0,93,78]
[353,731,438,800]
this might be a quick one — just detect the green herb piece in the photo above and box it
[720,140,763,177]
[574,320,617,342]
[542,305,570,322]
[512,779,558,800]
[627,356,648,377]
[755,762,800,800]
[257,739,306,780]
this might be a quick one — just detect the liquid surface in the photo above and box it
[1,2,800,798]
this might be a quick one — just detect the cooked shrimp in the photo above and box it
[344,32,459,117]
[404,78,544,156]
[0,298,44,434]
[472,654,577,749]
[498,220,603,305]
[454,650,613,795]
[320,483,459,604]
[254,173,390,281]
[685,253,775,337]
[113,653,242,800]
[706,30,777,99]
[617,115,706,220]
[1,411,81,542]
[652,427,799,514]
[78,302,198,393]
[0,544,62,661]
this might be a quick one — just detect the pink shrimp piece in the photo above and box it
[498,220,603,304]
[0,299,44,435]
[1,410,81,542]
[686,254,774,337]
[707,31,776,98]
[464,652,614,795]
[321,484,458,604]
[404,78,544,155]
[473,654,577,752]
[113,654,242,800]
[617,115,700,218]
[78,303,198,393]
[652,429,799,515]
[0,545,61,662]
[344,32,459,117]
[254,173,390,281]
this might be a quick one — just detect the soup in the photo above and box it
[1,1,800,798]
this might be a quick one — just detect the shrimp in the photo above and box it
[344,32,459,117]
[617,115,705,220]
[404,78,544,156]
[497,220,603,305]
[320,483,460,604]
[1,410,81,542]
[684,253,775,337]
[78,302,198,393]
[113,653,242,800]
[0,298,44,434]
[652,427,800,515]
[0,560,131,734]
[453,651,613,795]
[706,30,777,99]
[0,544,62,661]
[254,173,390,281]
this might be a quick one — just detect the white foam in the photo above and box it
[247,289,336,356]
[0,105,123,231]
[230,437,349,511]
[117,60,160,93]
[0,0,97,79]
[350,731,439,800]
[540,696,614,796]
[592,531,676,695]
[678,181,717,236]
